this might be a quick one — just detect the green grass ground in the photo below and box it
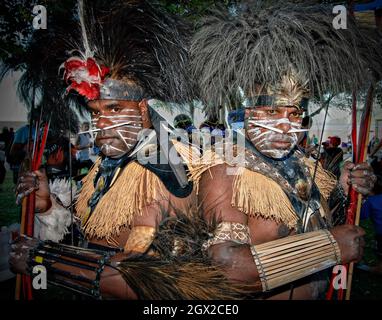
[0,169,381,299]
[0,170,19,227]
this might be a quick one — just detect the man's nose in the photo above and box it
[94,116,113,129]
[274,110,293,133]
[276,121,291,134]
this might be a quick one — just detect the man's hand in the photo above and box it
[330,224,365,264]
[9,236,39,275]
[339,162,376,196]
[16,168,51,212]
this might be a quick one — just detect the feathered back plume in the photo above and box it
[191,1,382,116]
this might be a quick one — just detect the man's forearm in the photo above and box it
[250,229,341,291]
[206,222,341,293]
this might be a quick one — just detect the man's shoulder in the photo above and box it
[199,162,237,188]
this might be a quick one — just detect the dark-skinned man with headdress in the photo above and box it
[189,1,382,299]
[9,1,243,300]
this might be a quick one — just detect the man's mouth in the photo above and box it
[270,140,292,148]
[98,136,117,140]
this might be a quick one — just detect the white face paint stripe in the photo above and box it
[107,119,143,124]
[112,125,142,130]
[248,129,299,159]
[116,128,142,133]
[98,115,142,119]
[248,118,301,127]
[287,128,309,133]
[92,119,143,125]
[116,130,134,150]
[249,118,290,124]
[78,122,134,134]
[249,122,284,133]
[119,136,138,142]
[118,108,141,113]
[248,118,302,134]
[247,131,272,141]
[93,121,142,131]
[116,131,139,142]
[100,144,126,154]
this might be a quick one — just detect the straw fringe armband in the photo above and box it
[250,229,341,292]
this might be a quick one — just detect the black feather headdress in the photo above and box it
[62,0,194,104]
[1,0,194,134]
[191,1,382,116]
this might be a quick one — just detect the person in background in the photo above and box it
[44,132,75,180]
[7,124,36,184]
[173,114,197,143]
[359,149,382,274]
[75,122,93,175]
[311,133,318,146]
[368,135,380,155]
[322,136,344,179]
[0,142,6,191]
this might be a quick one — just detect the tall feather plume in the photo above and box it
[78,0,93,59]
[191,1,382,116]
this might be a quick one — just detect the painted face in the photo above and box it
[87,100,143,158]
[245,106,304,159]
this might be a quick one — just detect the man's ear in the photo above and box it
[138,99,152,128]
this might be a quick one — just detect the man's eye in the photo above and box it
[267,110,277,115]
[92,111,100,116]
[111,107,121,113]
[291,112,302,118]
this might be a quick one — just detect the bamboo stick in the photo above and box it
[262,245,334,267]
[264,251,336,275]
[259,241,331,262]
[257,237,329,256]
[256,231,326,250]
[267,259,335,289]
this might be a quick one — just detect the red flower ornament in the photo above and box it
[62,57,109,100]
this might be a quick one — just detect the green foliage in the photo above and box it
[0,0,78,73]
[0,0,36,63]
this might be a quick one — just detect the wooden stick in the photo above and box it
[345,84,374,301]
